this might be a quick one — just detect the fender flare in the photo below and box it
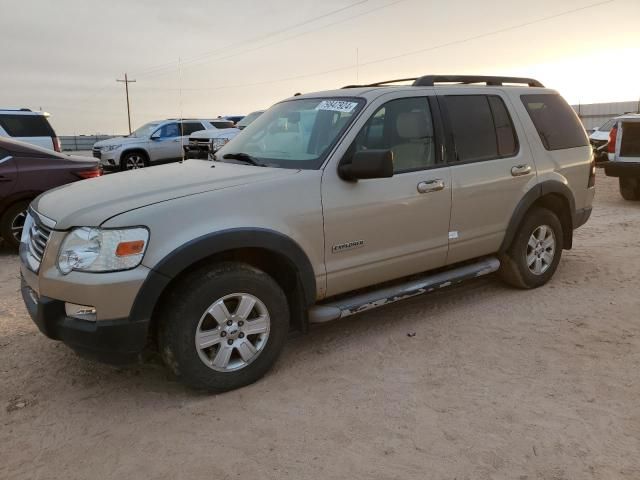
[128,228,317,324]
[499,181,575,253]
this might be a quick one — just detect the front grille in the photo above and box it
[21,212,55,272]
[92,148,101,159]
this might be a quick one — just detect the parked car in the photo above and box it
[222,115,245,125]
[92,119,216,170]
[603,113,640,200]
[590,117,619,163]
[19,75,594,392]
[0,137,100,248]
[0,108,62,152]
[236,110,264,130]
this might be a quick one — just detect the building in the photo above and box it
[572,100,640,131]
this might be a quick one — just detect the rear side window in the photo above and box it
[0,114,55,137]
[521,94,588,150]
[445,95,518,163]
[180,122,206,136]
[210,121,235,129]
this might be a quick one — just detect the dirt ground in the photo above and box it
[1,171,639,480]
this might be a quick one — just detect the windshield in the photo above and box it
[597,118,617,132]
[216,98,364,169]
[236,111,264,128]
[129,122,160,138]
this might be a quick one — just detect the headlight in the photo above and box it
[102,144,121,152]
[212,137,231,151]
[57,227,149,275]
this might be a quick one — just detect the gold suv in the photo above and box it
[20,75,595,392]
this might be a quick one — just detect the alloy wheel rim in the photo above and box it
[195,293,270,372]
[126,155,144,169]
[526,225,555,275]
[10,210,27,242]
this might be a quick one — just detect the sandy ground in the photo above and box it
[1,171,639,480]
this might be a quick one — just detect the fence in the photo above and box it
[60,135,119,151]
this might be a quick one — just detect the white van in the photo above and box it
[0,109,61,152]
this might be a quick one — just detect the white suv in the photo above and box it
[0,108,61,152]
[92,119,216,170]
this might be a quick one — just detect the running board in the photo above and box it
[308,257,500,324]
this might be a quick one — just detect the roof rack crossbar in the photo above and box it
[412,75,544,87]
[342,77,418,89]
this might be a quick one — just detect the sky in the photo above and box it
[1,0,639,135]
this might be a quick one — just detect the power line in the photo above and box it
[136,0,616,94]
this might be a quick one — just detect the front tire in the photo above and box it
[0,201,30,249]
[158,262,289,392]
[619,177,640,201]
[499,207,564,289]
[120,151,149,171]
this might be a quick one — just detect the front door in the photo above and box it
[322,95,452,297]
[148,122,183,162]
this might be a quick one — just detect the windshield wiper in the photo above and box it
[222,152,266,167]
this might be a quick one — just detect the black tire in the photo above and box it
[120,151,149,171]
[0,200,30,249]
[619,177,640,201]
[498,207,564,289]
[158,262,289,392]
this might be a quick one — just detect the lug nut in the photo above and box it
[227,339,234,345]
[238,321,244,327]
[220,331,227,337]
[239,333,245,339]
[227,320,233,326]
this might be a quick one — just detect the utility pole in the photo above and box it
[116,73,136,134]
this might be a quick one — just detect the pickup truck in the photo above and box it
[603,114,640,200]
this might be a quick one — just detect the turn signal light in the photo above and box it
[608,125,618,154]
[116,240,145,257]
[74,169,103,179]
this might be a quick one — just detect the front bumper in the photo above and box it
[94,148,120,169]
[21,277,148,363]
[183,142,212,160]
[603,161,640,178]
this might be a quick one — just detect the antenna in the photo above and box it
[116,73,136,134]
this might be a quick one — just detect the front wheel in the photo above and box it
[0,201,30,249]
[120,151,148,171]
[499,207,564,289]
[619,177,640,201]
[158,262,289,392]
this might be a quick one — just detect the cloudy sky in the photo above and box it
[1,0,638,135]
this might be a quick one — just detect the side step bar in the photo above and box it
[308,257,500,324]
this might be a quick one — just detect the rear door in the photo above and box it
[0,114,55,150]
[0,147,18,198]
[438,91,538,264]
[618,119,640,162]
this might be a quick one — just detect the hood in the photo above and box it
[190,128,240,139]
[33,160,297,229]
[94,136,146,148]
[589,130,610,141]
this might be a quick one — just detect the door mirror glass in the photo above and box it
[339,149,394,180]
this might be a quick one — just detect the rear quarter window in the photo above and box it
[0,114,55,137]
[521,94,588,150]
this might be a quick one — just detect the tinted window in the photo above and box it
[488,96,518,157]
[210,121,235,129]
[521,94,588,150]
[157,123,180,138]
[446,96,497,162]
[350,97,437,173]
[180,122,205,136]
[0,115,54,137]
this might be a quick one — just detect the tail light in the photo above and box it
[588,157,596,188]
[74,168,102,179]
[52,136,62,152]
[608,125,618,154]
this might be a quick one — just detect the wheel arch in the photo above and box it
[129,228,317,337]
[499,181,575,253]
[119,148,149,165]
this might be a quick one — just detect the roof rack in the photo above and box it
[342,75,544,89]
[0,108,32,112]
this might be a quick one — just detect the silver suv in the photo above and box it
[20,75,595,392]
[92,119,216,170]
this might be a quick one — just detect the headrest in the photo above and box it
[396,112,429,139]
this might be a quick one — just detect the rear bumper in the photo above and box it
[21,276,148,364]
[603,161,640,178]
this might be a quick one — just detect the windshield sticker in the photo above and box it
[315,100,358,113]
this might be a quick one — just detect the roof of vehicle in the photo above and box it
[616,113,640,121]
[285,75,555,102]
[0,108,50,116]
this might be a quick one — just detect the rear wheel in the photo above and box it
[120,151,148,171]
[499,207,564,289]
[0,201,30,249]
[158,262,289,392]
[619,177,640,201]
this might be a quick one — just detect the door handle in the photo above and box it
[511,164,532,176]
[417,179,445,194]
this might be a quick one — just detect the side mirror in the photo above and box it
[339,149,394,181]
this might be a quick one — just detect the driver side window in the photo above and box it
[350,97,436,173]
[156,123,180,138]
